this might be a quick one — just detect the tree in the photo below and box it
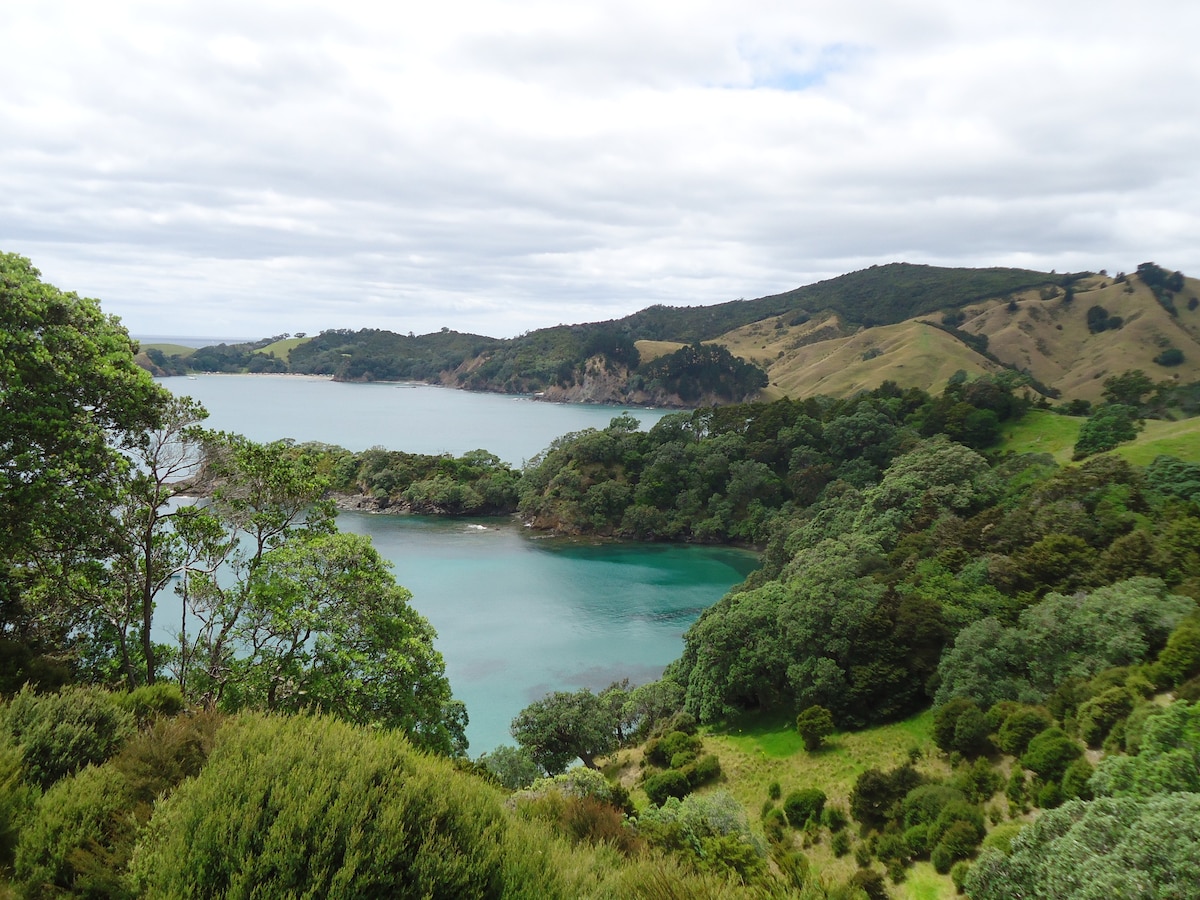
[511,689,617,773]
[965,794,1200,899]
[0,253,170,678]
[1073,404,1142,459]
[225,531,468,756]
[795,705,834,751]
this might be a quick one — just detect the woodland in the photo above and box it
[3,250,1200,898]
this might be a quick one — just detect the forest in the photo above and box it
[3,250,1200,898]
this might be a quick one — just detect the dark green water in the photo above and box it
[162,376,759,754]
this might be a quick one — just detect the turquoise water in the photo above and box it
[160,376,757,754]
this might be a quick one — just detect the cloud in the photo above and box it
[2,0,1199,339]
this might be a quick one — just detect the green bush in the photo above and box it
[14,764,135,898]
[128,713,560,899]
[1,685,135,788]
[996,706,1055,756]
[0,740,37,867]
[113,683,184,724]
[686,753,721,788]
[644,769,691,807]
[1021,727,1083,782]
[783,788,827,828]
[831,829,852,857]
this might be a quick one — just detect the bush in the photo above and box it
[645,730,702,768]
[831,830,852,857]
[686,753,721,788]
[783,788,827,828]
[1021,728,1083,782]
[822,804,848,832]
[1,685,135,788]
[644,769,691,806]
[113,683,184,724]
[996,706,1055,756]
[13,764,135,898]
[128,714,559,899]
[796,704,835,751]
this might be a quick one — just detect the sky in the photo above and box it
[3,1,1199,341]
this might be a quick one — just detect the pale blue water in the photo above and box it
[159,376,757,754]
[164,374,667,465]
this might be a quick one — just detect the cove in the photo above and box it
[161,375,759,754]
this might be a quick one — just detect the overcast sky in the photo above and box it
[3,1,1199,340]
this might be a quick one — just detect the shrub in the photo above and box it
[644,769,691,806]
[831,830,852,857]
[13,764,135,897]
[128,714,557,899]
[767,780,782,801]
[783,788,827,828]
[796,704,835,751]
[1022,728,1083,782]
[996,706,1055,756]
[686,753,721,788]
[1,685,135,788]
[822,804,848,832]
[113,683,185,724]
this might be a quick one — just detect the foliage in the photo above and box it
[934,578,1194,709]
[1020,727,1083,783]
[633,791,767,884]
[795,705,835,751]
[965,793,1200,899]
[1089,700,1200,797]
[13,763,136,899]
[782,788,826,827]
[224,530,468,756]
[0,685,135,789]
[512,688,618,773]
[1073,403,1143,459]
[479,744,543,790]
[0,254,171,683]
[644,770,693,807]
[129,713,561,899]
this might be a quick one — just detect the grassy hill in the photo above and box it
[255,335,313,360]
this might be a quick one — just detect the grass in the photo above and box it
[138,342,196,357]
[256,336,312,359]
[1116,416,1200,465]
[997,409,1082,462]
[689,708,957,899]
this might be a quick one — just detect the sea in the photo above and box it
[158,374,758,754]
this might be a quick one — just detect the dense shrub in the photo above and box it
[13,764,135,898]
[995,705,1055,756]
[783,788,827,828]
[1021,728,1083,782]
[128,714,560,898]
[1,685,135,788]
[644,769,692,807]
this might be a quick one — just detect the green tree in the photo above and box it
[965,793,1200,899]
[511,688,617,773]
[225,531,468,756]
[795,705,834,751]
[0,253,170,680]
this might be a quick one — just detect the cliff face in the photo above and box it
[534,358,729,409]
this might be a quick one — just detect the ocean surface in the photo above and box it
[159,375,757,754]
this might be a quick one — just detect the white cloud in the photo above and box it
[2,0,1199,338]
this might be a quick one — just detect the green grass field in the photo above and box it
[256,336,312,359]
[138,342,196,357]
[996,409,1082,462]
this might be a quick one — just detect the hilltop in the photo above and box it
[138,262,1200,407]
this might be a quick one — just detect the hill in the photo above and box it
[142,261,1200,409]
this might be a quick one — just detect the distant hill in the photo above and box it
[143,262,1200,408]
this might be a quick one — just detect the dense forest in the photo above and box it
[4,251,1200,898]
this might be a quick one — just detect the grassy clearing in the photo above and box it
[997,409,1082,462]
[139,342,196,357]
[257,336,312,359]
[693,709,956,899]
[1115,416,1200,465]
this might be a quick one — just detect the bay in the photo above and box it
[163,374,667,465]
[160,375,757,754]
